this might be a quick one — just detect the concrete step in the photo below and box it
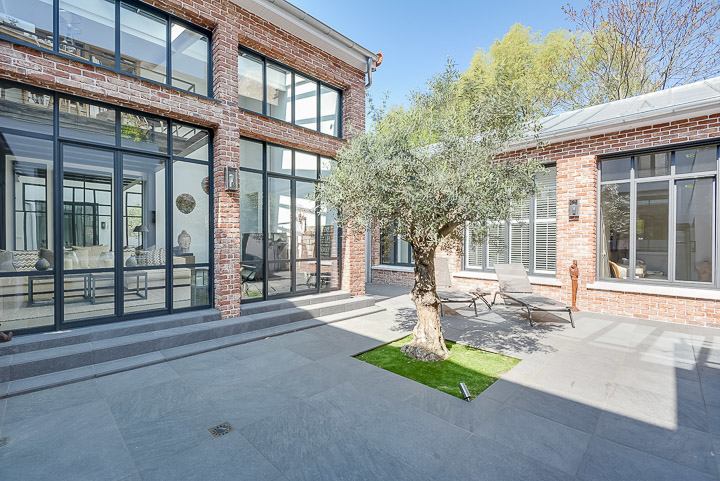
[239,291,352,316]
[0,303,385,399]
[1,295,376,384]
[0,309,221,356]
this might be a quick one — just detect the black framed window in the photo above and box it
[380,227,414,267]
[0,78,213,334]
[238,47,343,138]
[0,0,211,97]
[238,137,341,301]
[598,143,719,287]
[464,165,557,275]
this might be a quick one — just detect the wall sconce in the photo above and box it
[225,166,238,191]
[569,199,579,218]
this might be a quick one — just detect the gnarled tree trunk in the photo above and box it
[401,243,450,362]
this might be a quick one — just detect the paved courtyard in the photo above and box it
[1,284,719,480]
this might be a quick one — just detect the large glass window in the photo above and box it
[58,0,116,68]
[0,79,212,333]
[171,22,208,96]
[238,52,264,114]
[238,137,339,300]
[381,227,414,267]
[599,145,718,286]
[238,47,342,137]
[120,3,167,83]
[464,166,557,275]
[0,0,54,49]
[1,0,210,96]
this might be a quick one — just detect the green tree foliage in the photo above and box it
[461,24,587,115]
[318,62,543,361]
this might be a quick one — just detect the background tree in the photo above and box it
[563,0,720,105]
[461,24,587,115]
[318,63,543,361]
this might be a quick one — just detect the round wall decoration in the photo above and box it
[201,177,210,195]
[176,193,196,214]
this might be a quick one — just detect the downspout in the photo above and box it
[366,57,374,89]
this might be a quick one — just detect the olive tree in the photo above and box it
[318,63,543,361]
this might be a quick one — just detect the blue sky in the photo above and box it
[291,0,577,109]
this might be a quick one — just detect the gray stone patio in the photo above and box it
[1,284,719,480]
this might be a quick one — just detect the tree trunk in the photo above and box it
[401,243,450,362]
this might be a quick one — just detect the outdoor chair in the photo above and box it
[435,258,491,316]
[491,263,575,328]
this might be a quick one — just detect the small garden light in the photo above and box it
[459,382,471,402]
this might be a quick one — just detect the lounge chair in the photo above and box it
[491,263,575,328]
[435,258,491,316]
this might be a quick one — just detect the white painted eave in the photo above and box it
[230,0,378,72]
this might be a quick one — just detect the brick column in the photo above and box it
[212,20,243,318]
[555,155,598,308]
[341,228,366,296]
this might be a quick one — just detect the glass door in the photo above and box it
[60,143,117,323]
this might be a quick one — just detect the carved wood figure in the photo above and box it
[569,260,580,312]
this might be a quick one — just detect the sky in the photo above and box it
[291,0,579,109]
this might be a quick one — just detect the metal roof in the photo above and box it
[515,76,720,147]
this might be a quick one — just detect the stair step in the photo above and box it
[0,309,221,356]
[2,296,375,383]
[1,304,385,399]
[239,291,351,316]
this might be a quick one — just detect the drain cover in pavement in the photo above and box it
[208,422,234,438]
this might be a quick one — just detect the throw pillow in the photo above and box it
[72,246,90,269]
[99,251,114,268]
[39,248,54,268]
[12,250,39,272]
[35,258,51,271]
[64,251,79,270]
[0,250,16,273]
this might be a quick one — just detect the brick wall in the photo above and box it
[369,115,720,328]
[0,0,367,318]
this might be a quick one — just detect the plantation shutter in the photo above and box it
[534,166,557,273]
[509,222,530,269]
[535,222,557,272]
[465,223,483,268]
[486,222,506,268]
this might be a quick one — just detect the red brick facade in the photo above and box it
[371,114,720,328]
[0,0,368,318]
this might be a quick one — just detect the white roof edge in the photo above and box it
[230,0,378,72]
[509,76,720,152]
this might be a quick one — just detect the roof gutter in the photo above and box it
[266,0,379,88]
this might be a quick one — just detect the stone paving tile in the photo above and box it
[167,349,242,377]
[107,378,212,429]
[475,406,592,475]
[595,410,718,476]
[436,434,575,481]
[95,362,180,399]
[613,366,704,403]
[540,350,622,382]
[234,348,315,381]
[505,385,604,434]
[262,360,347,400]
[139,431,281,481]
[0,400,136,481]
[525,364,616,404]
[239,401,353,473]
[306,381,404,431]
[3,378,103,425]
[405,386,505,432]
[576,436,717,481]
[283,337,348,361]
[606,383,709,433]
[280,430,427,481]
[353,402,472,473]
[701,381,720,408]
[116,400,225,472]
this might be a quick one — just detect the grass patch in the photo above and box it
[355,335,520,401]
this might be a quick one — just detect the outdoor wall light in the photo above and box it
[459,382,471,402]
[569,199,579,218]
[225,166,238,191]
